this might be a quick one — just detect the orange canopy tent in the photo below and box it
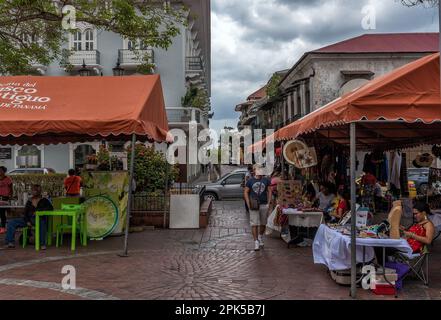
[0,75,169,145]
[0,75,170,256]
[276,53,441,148]
[272,53,441,298]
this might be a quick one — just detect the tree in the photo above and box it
[127,143,178,192]
[401,0,438,6]
[0,0,188,75]
[266,72,283,99]
[181,84,208,110]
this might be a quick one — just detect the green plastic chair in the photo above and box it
[21,227,30,248]
[55,204,87,248]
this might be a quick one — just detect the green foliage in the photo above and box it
[12,174,66,198]
[181,85,208,109]
[0,0,188,75]
[127,143,178,192]
[96,145,110,170]
[266,73,283,99]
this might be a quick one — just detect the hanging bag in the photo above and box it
[249,180,264,211]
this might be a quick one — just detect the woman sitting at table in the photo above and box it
[375,202,435,265]
[402,202,435,253]
[3,184,53,250]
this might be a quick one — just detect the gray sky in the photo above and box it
[209,0,438,133]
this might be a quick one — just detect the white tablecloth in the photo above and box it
[282,208,323,228]
[313,224,413,271]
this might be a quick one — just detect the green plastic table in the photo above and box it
[35,210,86,251]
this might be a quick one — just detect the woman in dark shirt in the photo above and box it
[4,184,53,249]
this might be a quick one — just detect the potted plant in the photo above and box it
[86,154,98,170]
[97,145,110,171]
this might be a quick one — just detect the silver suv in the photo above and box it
[201,169,248,201]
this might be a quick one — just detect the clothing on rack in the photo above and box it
[389,151,402,190]
[399,153,409,195]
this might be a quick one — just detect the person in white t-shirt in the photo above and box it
[316,182,336,211]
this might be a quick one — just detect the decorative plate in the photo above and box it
[82,196,119,240]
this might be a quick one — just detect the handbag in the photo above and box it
[249,180,264,210]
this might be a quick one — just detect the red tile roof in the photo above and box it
[313,33,439,54]
[247,85,267,101]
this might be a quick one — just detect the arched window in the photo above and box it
[17,146,41,168]
[84,29,94,51]
[73,30,82,51]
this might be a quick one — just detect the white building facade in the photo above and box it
[0,0,211,183]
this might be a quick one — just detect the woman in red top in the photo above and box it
[401,202,435,253]
[0,166,13,234]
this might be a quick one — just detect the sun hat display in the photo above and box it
[413,153,434,168]
[283,140,318,169]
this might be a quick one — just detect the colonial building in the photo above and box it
[236,86,267,131]
[256,33,438,131]
[0,0,211,183]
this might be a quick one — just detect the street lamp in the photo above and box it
[79,59,91,77]
[112,58,125,76]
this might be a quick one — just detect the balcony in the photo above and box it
[119,49,154,68]
[186,56,203,72]
[68,50,101,67]
[167,107,208,128]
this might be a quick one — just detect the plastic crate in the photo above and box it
[372,283,395,295]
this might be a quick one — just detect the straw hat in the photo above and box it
[413,153,434,168]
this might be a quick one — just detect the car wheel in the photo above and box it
[204,192,218,201]
[419,183,429,195]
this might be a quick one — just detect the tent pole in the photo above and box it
[120,133,136,257]
[163,144,170,229]
[439,2,441,101]
[350,123,357,298]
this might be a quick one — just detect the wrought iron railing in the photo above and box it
[119,49,154,65]
[186,56,203,71]
[69,50,101,65]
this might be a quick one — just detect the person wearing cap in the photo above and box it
[244,164,272,251]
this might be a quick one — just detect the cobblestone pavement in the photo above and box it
[0,200,440,300]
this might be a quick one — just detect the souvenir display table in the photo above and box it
[313,224,413,271]
[282,208,323,228]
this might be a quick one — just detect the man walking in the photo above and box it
[244,164,272,251]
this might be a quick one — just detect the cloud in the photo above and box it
[211,0,438,124]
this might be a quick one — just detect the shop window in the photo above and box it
[16,145,41,168]
[108,141,126,153]
[74,144,96,169]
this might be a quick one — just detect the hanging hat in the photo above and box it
[283,140,317,169]
[414,153,434,168]
[432,145,441,159]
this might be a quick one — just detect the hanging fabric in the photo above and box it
[389,151,402,190]
[400,153,409,195]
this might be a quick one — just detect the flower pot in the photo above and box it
[85,164,97,170]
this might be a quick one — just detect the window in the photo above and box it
[71,28,96,51]
[84,29,94,51]
[16,146,41,168]
[126,38,149,50]
[305,88,311,114]
[73,30,82,51]
[225,174,245,185]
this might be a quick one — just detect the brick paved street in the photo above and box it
[0,199,440,300]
